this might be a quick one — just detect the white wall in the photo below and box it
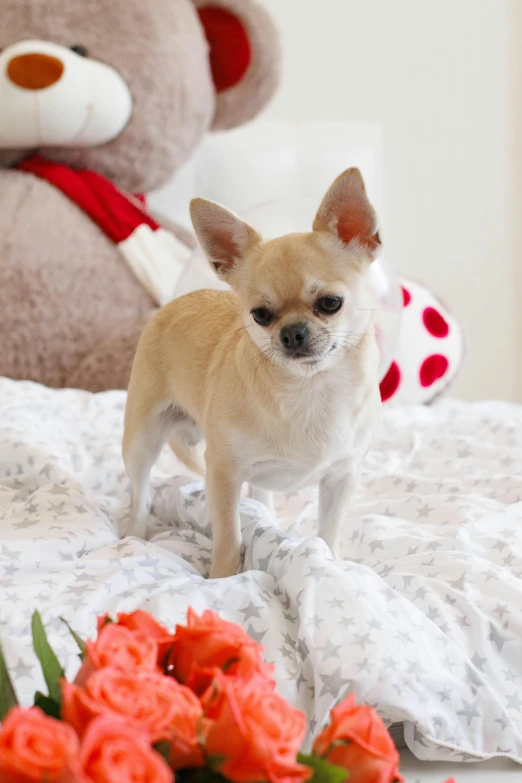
[258,0,518,401]
[510,0,522,402]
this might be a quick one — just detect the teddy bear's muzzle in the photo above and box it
[7,52,64,91]
[0,40,133,149]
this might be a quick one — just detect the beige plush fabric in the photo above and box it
[0,0,280,391]
[0,169,155,388]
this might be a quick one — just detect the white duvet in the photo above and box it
[0,378,521,765]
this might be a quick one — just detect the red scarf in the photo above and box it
[17,155,189,304]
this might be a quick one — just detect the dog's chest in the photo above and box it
[238,385,374,491]
[246,456,333,491]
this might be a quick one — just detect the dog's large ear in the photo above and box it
[313,168,382,260]
[193,0,281,130]
[190,198,262,280]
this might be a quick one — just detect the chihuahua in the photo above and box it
[122,168,382,578]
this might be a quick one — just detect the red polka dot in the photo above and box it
[420,355,449,387]
[401,286,411,307]
[380,361,401,401]
[423,307,449,338]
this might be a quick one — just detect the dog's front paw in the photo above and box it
[320,535,341,560]
[209,553,240,579]
[121,505,150,540]
[121,519,148,540]
[122,494,151,540]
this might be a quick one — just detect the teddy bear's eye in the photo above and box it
[70,45,88,58]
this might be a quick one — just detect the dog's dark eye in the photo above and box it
[70,44,89,57]
[316,295,343,315]
[251,307,274,327]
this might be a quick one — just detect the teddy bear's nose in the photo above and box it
[7,53,64,90]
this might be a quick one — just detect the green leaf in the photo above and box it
[34,691,61,720]
[59,617,87,659]
[0,641,18,720]
[298,753,349,783]
[31,611,64,704]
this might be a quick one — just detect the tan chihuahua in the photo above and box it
[123,168,382,578]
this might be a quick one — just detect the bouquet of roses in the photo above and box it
[0,608,456,783]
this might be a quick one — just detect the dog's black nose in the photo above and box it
[280,323,309,352]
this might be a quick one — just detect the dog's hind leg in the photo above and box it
[248,485,274,515]
[124,376,196,535]
[122,400,175,539]
[169,411,205,476]
[123,394,206,539]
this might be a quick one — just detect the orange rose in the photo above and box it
[169,608,274,694]
[167,689,207,770]
[75,623,158,687]
[115,611,175,668]
[313,694,403,783]
[202,672,311,783]
[79,717,172,783]
[0,706,80,783]
[62,667,202,744]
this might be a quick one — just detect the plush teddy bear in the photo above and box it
[0,0,280,392]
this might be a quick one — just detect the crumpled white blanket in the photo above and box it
[0,378,521,764]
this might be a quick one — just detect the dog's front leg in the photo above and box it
[206,458,242,579]
[318,460,359,558]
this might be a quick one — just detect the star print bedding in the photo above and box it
[0,378,521,766]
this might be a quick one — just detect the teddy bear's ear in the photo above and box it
[193,0,281,130]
